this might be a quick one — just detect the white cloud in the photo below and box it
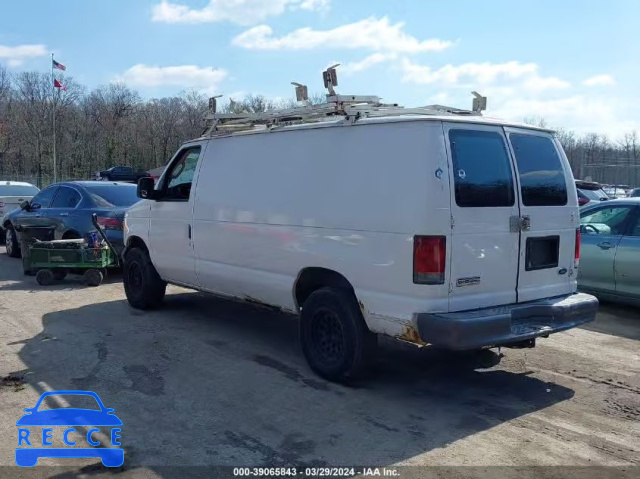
[401,59,537,85]
[116,64,228,94]
[340,53,398,74]
[151,0,329,25]
[522,76,570,92]
[396,60,638,134]
[487,95,633,136]
[232,17,454,53]
[400,59,570,93]
[0,44,47,67]
[296,0,330,11]
[583,74,616,87]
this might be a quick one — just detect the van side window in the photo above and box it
[509,134,568,206]
[449,129,515,207]
[161,147,201,201]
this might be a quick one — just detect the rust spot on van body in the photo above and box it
[396,324,427,347]
[243,295,282,313]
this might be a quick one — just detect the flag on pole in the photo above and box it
[53,79,67,91]
[52,59,66,71]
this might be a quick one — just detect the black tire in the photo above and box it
[36,269,55,286]
[84,269,104,287]
[123,247,166,309]
[5,226,21,258]
[53,270,68,281]
[300,287,377,383]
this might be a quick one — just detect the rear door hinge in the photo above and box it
[510,215,531,232]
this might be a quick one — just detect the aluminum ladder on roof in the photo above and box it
[202,65,488,137]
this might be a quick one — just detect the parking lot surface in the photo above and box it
[0,247,638,477]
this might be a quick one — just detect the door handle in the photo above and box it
[187,224,192,239]
[60,213,69,217]
[597,242,614,250]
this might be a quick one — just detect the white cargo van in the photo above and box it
[122,78,597,381]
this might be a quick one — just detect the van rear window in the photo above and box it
[449,129,515,207]
[509,134,568,206]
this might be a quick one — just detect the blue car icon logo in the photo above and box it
[16,390,123,467]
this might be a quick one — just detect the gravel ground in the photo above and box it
[0,247,637,478]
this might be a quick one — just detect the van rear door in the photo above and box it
[504,128,577,302]
[443,124,521,311]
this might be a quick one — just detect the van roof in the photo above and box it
[187,113,553,145]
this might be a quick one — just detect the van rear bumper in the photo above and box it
[415,293,598,350]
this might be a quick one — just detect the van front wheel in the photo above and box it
[300,288,377,383]
[123,247,166,310]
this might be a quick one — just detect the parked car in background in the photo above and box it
[0,181,40,241]
[629,187,640,197]
[603,185,630,199]
[95,166,149,183]
[578,198,640,306]
[2,181,139,259]
[575,180,609,207]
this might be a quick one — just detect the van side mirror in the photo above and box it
[137,177,158,200]
[19,200,31,211]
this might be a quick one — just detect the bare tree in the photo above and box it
[1,67,639,187]
[523,116,549,128]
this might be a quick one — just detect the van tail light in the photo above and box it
[96,216,122,230]
[574,228,581,268]
[578,196,589,206]
[0,201,5,208]
[413,235,446,284]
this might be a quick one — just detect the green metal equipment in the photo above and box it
[27,214,119,287]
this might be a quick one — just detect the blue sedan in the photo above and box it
[2,181,140,259]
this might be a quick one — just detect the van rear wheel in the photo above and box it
[123,247,166,310]
[300,288,377,383]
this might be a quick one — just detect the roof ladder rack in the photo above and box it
[202,65,488,137]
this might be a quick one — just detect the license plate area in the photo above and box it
[525,235,559,271]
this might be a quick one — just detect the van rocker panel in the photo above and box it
[416,292,598,350]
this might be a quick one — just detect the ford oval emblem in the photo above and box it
[558,268,567,275]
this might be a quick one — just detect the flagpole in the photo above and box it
[51,53,57,184]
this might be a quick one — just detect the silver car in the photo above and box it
[579,198,640,305]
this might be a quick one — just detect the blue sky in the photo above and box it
[1,0,638,136]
